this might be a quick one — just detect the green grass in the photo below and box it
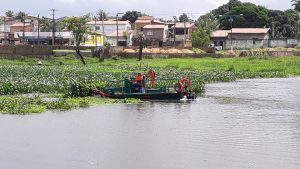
[0,95,141,115]
[0,55,299,114]
[2,55,299,75]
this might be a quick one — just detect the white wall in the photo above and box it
[88,24,131,35]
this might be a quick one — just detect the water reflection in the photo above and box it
[0,78,300,169]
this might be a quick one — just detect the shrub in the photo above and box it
[295,44,300,50]
[192,28,210,48]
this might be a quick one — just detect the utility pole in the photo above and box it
[219,14,243,50]
[116,13,123,46]
[22,18,25,45]
[94,16,97,48]
[3,17,7,45]
[101,12,105,45]
[184,20,187,45]
[37,14,40,45]
[49,9,56,46]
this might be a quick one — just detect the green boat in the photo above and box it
[94,79,197,100]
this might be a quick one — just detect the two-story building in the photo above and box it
[171,22,197,42]
[86,20,131,35]
[86,20,131,46]
[142,25,169,46]
[134,16,165,35]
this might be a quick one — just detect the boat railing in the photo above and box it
[102,78,179,94]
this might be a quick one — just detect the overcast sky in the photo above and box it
[0,0,293,20]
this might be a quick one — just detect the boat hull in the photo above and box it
[104,92,184,100]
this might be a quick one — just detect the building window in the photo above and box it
[95,26,100,30]
[147,31,153,36]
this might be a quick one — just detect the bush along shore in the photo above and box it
[1,55,300,114]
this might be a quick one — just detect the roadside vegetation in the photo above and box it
[0,55,300,114]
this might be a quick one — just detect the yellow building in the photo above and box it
[85,33,104,46]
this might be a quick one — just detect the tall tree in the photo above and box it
[15,11,28,22]
[179,13,189,22]
[64,15,89,65]
[5,10,14,17]
[292,0,300,12]
[267,9,300,38]
[121,11,142,23]
[212,0,242,16]
[196,12,220,34]
[219,3,269,29]
[96,10,107,21]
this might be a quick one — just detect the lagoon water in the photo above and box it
[0,78,300,169]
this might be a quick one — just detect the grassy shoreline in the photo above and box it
[1,55,299,114]
[0,94,141,115]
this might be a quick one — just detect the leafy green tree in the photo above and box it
[15,11,28,22]
[212,0,242,16]
[5,10,14,17]
[219,3,269,29]
[196,12,219,34]
[192,28,210,48]
[97,10,107,21]
[267,9,300,38]
[64,15,89,65]
[179,13,189,22]
[40,17,66,32]
[292,0,300,12]
[121,11,142,23]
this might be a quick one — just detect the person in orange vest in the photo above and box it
[147,70,156,88]
[133,73,144,88]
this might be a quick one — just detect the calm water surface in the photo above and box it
[0,78,300,169]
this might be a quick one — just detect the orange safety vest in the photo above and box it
[148,70,156,79]
[134,75,143,82]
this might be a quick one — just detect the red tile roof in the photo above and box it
[172,22,195,28]
[10,22,32,27]
[135,20,152,24]
[143,25,166,29]
[211,28,270,37]
[86,20,130,25]
[137,16,154,20]
[230,28,270,34]
[210,30,230,38]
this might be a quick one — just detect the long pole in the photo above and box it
[101,12,105,45]
[94,16,97,48]
[116,14,119,46]
[38,14,40,45]
[3,17,7,45]
[23,20,25,45]
[49,9,56,46]
[230,17,233,51]
[184,21,186,45]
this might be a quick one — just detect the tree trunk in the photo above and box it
[138,44,143,61]
[75,47,86,65]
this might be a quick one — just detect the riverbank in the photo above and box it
[1,55,299,114]
[0,94,141,115]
